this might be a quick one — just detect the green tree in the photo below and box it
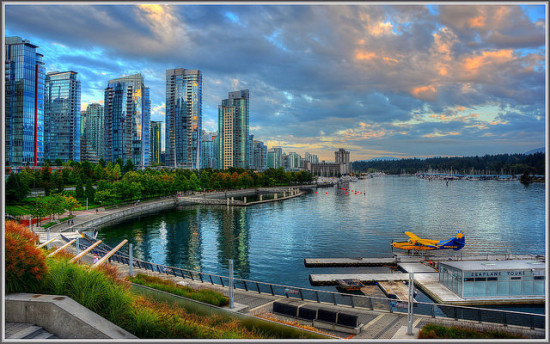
[94,189,117,204]
[189,173,201,191]
[85,178,95,201]
[53,169,64,194]
[113,163,122,180]
[75,177,85,198]
[41,164,52,196]
[5,173,30,202]
[93,163,104,180]
[124,159,135,173]
[49,194,68,220]
[30,197,50,226]
[63,195,80,215]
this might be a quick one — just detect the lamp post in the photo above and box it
[407,272,414,335]
[228,259,234,309]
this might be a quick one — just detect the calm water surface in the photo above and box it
[98,176,545,289]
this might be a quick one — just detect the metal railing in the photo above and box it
[62,234,545,330]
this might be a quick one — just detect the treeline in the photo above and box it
[5,159,313,204]
[352,153,545,175]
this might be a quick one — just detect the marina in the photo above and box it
[308,256,545,306]
[96,176,545,305]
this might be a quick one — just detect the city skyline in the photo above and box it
[4,3,547,161]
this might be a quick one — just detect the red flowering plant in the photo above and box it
[5,221,49,293]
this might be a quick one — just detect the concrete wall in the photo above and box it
[72,198,178,231]
[5,293,137,339]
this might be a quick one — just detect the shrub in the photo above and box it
[128,274,229,307]
[40,257,134,322]
[5,221,48,293]
[418,323,526,339]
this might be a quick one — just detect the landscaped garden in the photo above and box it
[4,220,328,339]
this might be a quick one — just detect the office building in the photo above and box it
[335,148,351,175]
[166,68,202,169]
[104,74,150,167]
[150,121,163,165]
[307,148,351,176]
[44,71,81,162]
[5,36,45,166]
[218,89,249,169]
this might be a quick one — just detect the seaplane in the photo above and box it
[391,230,465,251]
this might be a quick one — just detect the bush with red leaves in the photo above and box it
[5,221,49,293]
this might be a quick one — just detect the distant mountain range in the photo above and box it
[524,147,545,155]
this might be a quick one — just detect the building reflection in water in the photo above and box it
[216,206,250,279]
[164,206,203,271]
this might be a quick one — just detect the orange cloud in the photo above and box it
[422,131,460,138]
[355,49,400,65]
[411,85,437,101]
[468,15,486,28]
[356,51,377,60]
[464,49,514,71]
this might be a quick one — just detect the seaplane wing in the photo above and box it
[403,231,421,242]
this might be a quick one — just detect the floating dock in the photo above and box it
[304,257,396,267]
[377,281,413,301]
[305,254,543,268]
[309,273,410,286]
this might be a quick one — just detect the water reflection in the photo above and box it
[216,206,250,278]
[98,177,545,288]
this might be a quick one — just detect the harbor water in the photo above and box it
[98,176,545,291]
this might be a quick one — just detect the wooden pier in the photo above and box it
[304,257,396,267]
[309,273,410,286]
[377,281,412,301]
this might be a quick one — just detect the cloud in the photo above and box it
[5,3,545,159]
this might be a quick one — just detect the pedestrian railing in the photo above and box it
[61,234,545,330]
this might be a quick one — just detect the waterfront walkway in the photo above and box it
[112,261,544,340]
[33,196,545,340]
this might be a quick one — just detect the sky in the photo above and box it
[4,2,547,161]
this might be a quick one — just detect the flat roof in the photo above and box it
[439,260,545,271]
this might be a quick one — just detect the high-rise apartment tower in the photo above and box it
[104,74,150,167]
[5,36,45,166]
[44,71,81,162]
[165,68,202,169]
[218,89,249,169]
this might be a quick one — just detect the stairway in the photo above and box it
[5,322,58,339]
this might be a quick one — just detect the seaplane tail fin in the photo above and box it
[453,230,465,250]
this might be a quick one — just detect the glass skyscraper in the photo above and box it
[104,74,150,167]
[150,121,163,165]
[218,89,249,169]
[166,68,202,169]
[201,131,217,169]
[253,139,268,171]
[44,71,81,163]
[5,36,45,166]
[82,103,104,163]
